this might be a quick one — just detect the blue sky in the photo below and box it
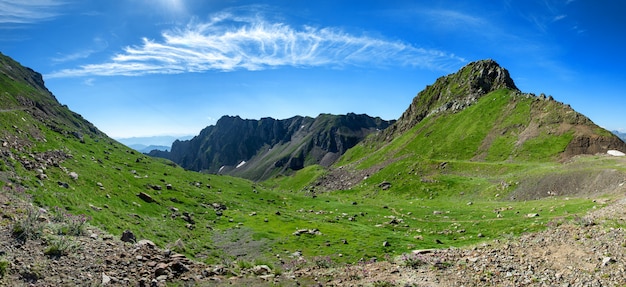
[1,0,624,138]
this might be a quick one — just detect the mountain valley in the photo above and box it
[1,52,626,286]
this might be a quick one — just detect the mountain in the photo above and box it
[127,144,171,153]
[382,59,518,139]
[371,59,625,159]
[3,52,626,286]
[150,113,393,180]
[328,59,626,192]
[0,55,102,142]
[613,130,626,142]
[116,135,194,152]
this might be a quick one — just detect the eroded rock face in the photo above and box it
[564,135,626,157]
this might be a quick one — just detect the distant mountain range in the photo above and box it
[149,114,393,180]
[116,135,193,153]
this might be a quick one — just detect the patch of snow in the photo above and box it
[218,166,225,173]
[236,161,246,168]
[607,150,625,157]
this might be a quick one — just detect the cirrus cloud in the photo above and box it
[0,0,66,25]
[47,12,465,78]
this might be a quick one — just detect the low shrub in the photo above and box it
[44,236,79,257]
[0,258,9,278]
[11,208,44,242]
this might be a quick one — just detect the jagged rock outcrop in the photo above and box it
[152,113,393,181]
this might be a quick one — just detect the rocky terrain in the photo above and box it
[380,59,519,140]
[1,161,625,286]
[303,186,626,287]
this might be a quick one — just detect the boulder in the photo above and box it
[293,228,322,236]
[136,239,156,248]
[155,262,169,276]
[378,181,392,190]
[252,265,272,275]
[120,230,136,243]
[169,261,190,273]
[182,212,195,224]
[137,192,156,203]
[602,257,616,266]
[102,273,111,285]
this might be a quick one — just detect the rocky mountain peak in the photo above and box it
[458,59,518,94]
[382,59,519,139]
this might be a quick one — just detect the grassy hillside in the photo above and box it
[2,53,625,281]
[340,88,619,168]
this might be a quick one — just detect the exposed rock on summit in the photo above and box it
[384,59,519,138]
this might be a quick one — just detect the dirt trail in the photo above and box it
[0,108,26,113]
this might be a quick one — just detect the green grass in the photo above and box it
[1,98,614,267]
[1,54,622,270]
[263,165,326,191]
[0,257,9,278]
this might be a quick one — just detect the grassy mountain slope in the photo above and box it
[337,60,624,176]
[1,53,625,285]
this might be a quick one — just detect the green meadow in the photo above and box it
[2,57,624,270]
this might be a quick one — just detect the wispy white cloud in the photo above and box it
[525,0,578,33]
[46,12,465,78]
[51,37,109,63]
[83,78,95,86]
[420,9,486,28]
[52,50,96,63]
[0,0,66,25]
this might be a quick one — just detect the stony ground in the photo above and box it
[1,186,625,286]
[291,195,626,287]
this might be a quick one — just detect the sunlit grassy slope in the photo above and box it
[339,89,581,168]
[2,53,624,270]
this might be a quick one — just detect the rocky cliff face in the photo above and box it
[153,113,393,180]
